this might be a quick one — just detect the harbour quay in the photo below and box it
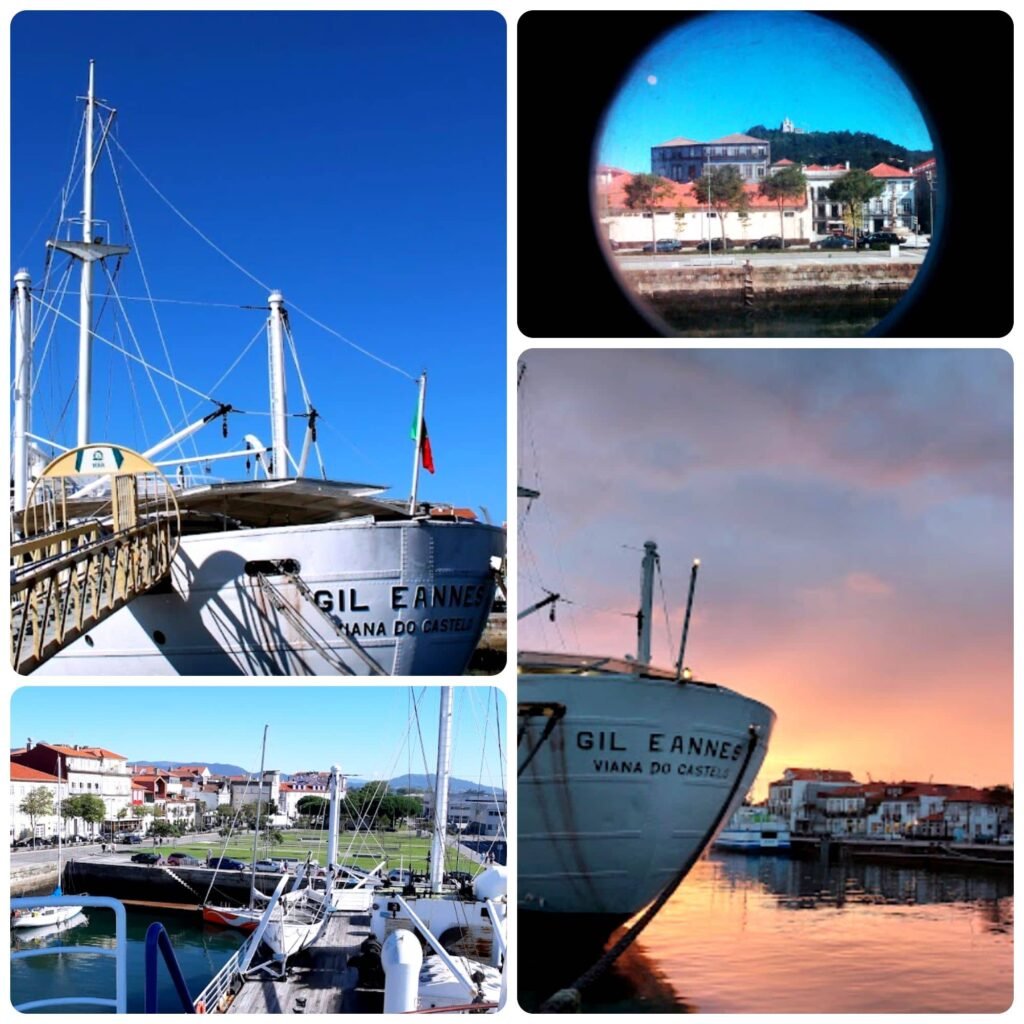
[789,834,1013,872]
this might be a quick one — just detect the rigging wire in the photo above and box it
[108,142,200,463]
[109,134,417,382]
[32,292,221,404]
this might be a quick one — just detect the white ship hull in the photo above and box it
[35,518,503,676]
[519,662,774,922]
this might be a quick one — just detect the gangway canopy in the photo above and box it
[10,444,181,673]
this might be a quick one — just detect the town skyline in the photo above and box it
[10,687,506,786]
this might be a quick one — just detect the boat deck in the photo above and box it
[224,911,377,1014]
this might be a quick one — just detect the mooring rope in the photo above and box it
[538,723,762,1013]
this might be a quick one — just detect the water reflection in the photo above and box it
[520,852,1013,1013]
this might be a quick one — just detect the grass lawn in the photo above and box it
[162,829,478,873]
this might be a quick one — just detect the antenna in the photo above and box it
[674,558,701,682]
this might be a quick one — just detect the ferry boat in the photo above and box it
[11,62,503,676]
[518,543,776,936]
[714,805,792,851]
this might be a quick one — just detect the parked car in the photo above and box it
[253,859,285,873]
[131,852,163,865]
[812,235,855,250]
[208,856,249,871]
[641,238,684,253]
[997,834,1013,845]
[973,834,995,845]
[123,835,143,845]
[166,852,202,867]
[750,235,788,250]
[387,868,413,885]
[11,837,39,848]
[864,231,905,246]
[444,870,473,886]
[694,237,735,252]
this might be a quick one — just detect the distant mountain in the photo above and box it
[385,773,505,795]
[143,761,249,776]
[746,124,933,170]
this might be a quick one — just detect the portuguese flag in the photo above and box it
[410,409,435,474]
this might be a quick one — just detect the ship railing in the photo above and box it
[144,921,196,1013]
[10,894,128,1013]
[192,874,288,1012]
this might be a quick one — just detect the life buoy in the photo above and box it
[195,1000,206,1014]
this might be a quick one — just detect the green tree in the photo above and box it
[215,804,234,823]
[759,165,808,245]
[63,794,107,838]
[673,201,688,238]
[20,787,54,844]
[296,795,329,819]
[827,169,884,246]
[692,166,748,247]
[623,173,674,253]
[150,819,176,838]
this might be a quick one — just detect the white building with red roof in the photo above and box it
[596,171,810,248]
[864,162,916,234]
[10,761,65,842]
[767,768,860,833]
[12,741,133,834]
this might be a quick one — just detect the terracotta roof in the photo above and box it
[772,158,795,166]
[654,136,702,147]
[598,172,807,213]
[596,164,629,177]
[11,762,60,783]
[804,163,847,172]
[944,786,998,804]
[868,162,912,178]
[707,132,768,144]
[784,768,855,782]
[826,786,866,799]
[47,744,127,760]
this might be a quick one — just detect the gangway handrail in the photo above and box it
[144,921,196,1013]
[11,894,128,1013]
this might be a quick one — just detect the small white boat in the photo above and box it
[714,805,792,851]
[12,762,83,929]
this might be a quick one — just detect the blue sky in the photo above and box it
[10,11,506,521]
[11,686,506,785]
[599,12,933,172]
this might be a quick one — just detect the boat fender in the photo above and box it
[543,989,581,1013]
[195,1000,207,1014]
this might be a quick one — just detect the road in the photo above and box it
[10,830,225,867]
[617,248,928,270]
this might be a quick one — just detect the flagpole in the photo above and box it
[408,371,427,514]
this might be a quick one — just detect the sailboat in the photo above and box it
[11,62,503,676]
[201,728,335,971]
[519,539,776,936]
[11,761,84,929]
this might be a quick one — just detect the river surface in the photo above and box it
[11,903,245,1013]
[520,851,1013,1013]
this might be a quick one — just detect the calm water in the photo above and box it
[521,851,1013,1013]
[11,904,245,1013]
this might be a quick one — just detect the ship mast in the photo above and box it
[637,540,658,665]
[12,270,33,513]
[76,59,97,447]
[429,687,453,893]
[268,291,289,478]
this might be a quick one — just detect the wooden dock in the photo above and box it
[224,911,378,1014]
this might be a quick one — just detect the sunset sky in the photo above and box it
[518,349,1012,798]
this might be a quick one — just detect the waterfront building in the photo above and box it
[420,788,507,835]
[801,163,851,237]
[766,768,859,834]
[12,740,133,836]
[941,787,1002,842]
[651,133,771,184]
[910,157,938,234]
[229,769,281,811]
[864,162,916,233]
[10,762,64,842]
[596,171,810,248]
[278,779,346,820]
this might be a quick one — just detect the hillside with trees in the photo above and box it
[745,124,932,170]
